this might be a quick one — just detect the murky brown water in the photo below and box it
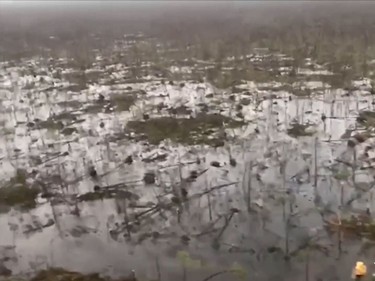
[1,56,375,281]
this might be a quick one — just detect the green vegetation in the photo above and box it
[1,264,247,281]
[127,113,244,146]
[177,251,203,269]
[25,268,131,281]
[333,168,350,181]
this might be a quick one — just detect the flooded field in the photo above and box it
[2,2,375,281]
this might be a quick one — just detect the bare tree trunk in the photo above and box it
[337,212,343,257]
[284,98,288,128]
[155,255,161,281]
[207,188,213,221]
[123,198,131,239]
[182,265,187,281]
[247,161,253,213]
[340,183,344,206]
[305,250,310,281]
[314,137,318,188]
[285,219,290,259]
[205,175,212,221]
[51,202,63,237]
[178,153,183,183]
[216,212,235,241]
[289,196,294,214]
[282,161,286,192]
[352,147,357,187]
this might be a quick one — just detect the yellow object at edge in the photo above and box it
[354,261,367,276]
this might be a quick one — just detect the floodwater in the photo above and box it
[1,57,375,281]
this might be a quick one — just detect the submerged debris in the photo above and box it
[125,155,133,165]
[89,166,98,178]
[0,264,12,277]
[210,161,221,168]
[143,172,156,184]
[229,157,237,167]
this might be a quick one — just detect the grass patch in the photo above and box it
[127,113,244,146]
[77,191,109,202]
[257,84,293,92]
[28,267,132,281]
[36,111,79,131]
[84,103,106,114]
[62,71,88,91]
[52,111,78,122]
[110,93,136,112]
[240,98,251,106]
[38,119,64,131]
[291,88,312,97]
[231,86,243,94]
[320,73,353,89]
[357,111,375,128]
[333,168,350,181]
[123,78,149,84]
[353,132,372,143]
[83,93,136,114]
[61,127,78,136]
[77,189,138,202]
[168,105,192,115]
[0,169,40,212]
[57,100,83,109]
[287,122,315,138]
[62,84,87,92]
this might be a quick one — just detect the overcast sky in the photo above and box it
[1,1,373,30]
